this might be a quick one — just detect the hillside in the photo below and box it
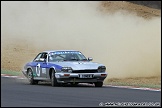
[100,1,160,19]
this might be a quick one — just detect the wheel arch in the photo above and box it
[26,66,34,74]
[49,67,56,79]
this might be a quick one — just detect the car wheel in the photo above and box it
[27,69,38,85]
[94,82,103,87]
[34,80,39,84]
[51,69,59,87]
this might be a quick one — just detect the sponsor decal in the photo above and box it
[50,51,82,55]
[33,73,37,77]
[42,68,46,74]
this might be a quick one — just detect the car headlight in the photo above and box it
[61,67,73,73]
[98,66,106,72]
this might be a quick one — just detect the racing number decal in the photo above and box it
[36,63,41,76]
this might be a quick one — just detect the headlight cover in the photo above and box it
[98,66,106,72]
[61,67,73,73]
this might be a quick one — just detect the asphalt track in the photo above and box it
[1,77,161,107]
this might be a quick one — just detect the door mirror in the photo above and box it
[88,57,93,61]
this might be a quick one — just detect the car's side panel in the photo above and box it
[26,62,38,77]
[38,62,47,78]
[26,61,62,79]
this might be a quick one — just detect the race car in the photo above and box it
[22,50,107,87]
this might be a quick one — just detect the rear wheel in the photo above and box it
[27,69,38,85]
[51,69,59,87]
[94,82,103,87]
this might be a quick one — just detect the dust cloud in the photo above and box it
[1,1,161,78]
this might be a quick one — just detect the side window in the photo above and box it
[40,53,48,59]
[33,53,42,62]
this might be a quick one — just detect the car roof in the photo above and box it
[42,50,80,53]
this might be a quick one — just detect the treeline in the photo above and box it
[126,1,161,9]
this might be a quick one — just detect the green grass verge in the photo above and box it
[104,82,161,89]
[1,69,22,76]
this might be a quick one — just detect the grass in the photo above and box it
[104,77,161,89]
[1,69,22,76]
[1,69,161,89]
[105,81,161,89]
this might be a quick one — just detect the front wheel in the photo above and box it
[51,70,59,87]
[27,69,38,85]
[94,82,103,87]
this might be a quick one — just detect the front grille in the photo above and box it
[72,70,98,73]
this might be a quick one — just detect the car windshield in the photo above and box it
[48,51,88,62]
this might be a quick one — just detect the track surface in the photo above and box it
[1,77,161,107]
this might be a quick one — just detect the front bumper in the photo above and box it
[55,73,107,83]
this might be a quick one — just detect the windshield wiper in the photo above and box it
[70,58,79,61]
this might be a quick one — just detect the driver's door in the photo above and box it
[33,53,48,78]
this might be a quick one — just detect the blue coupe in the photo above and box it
[22,50,107,87]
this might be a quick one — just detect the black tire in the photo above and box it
[94,82,103,87]
[51,69,59,87]
[34,80,39,85]
[27,69,38,85]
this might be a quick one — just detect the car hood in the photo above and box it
[50,61,104,70]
